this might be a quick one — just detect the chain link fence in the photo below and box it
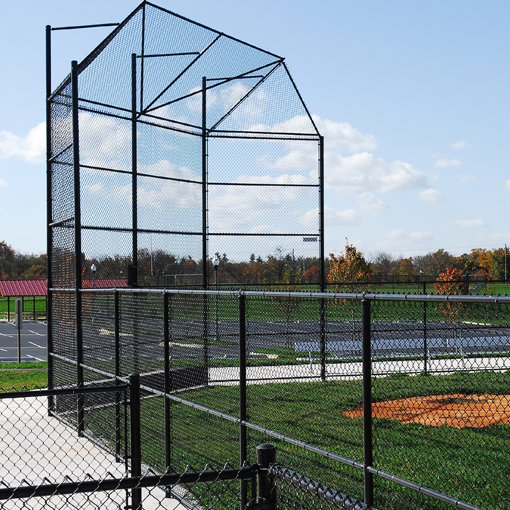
[43,288,510,510]
[1,382,376,510]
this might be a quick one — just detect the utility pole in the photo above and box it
[505,244,507,282]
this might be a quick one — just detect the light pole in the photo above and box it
[213,256,220,342]
[91,264,96,287]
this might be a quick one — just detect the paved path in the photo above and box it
[0,395,182,510]
[209,355,510,385]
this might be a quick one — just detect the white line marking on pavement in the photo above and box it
[29,341,45,349]
[0,348,7,352]
[0,333,13,337]
[29,330,44,336]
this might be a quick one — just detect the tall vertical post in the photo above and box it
[423,282,428,375]
[131,54,140,375]
[319,136,325,293]
[15,299,22,363]
[239,294,247,509]
[164,292,172,493]
[45,26,54,412]
[131,54,138,288]
[202,77,209,384]
[361,299,373,506]
[319,136,326,381]
[129,373,142,510]
[114,290,121,461]
[202,76,208,290]
[72,60,85,436]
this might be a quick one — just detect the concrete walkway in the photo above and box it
[0,396,182,510]
[209,355,510,385]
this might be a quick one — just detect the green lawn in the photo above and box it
[81,369,510,510]
[0,362,48,391]
[3,357,508,509]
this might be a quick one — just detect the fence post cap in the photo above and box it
[256,443,276,451]
[256,443,276,466]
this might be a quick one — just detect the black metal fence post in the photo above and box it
[45,23,53,414]
[361,299,373,507]
[239,294,247,509]
[423,282,428,375]
[319,136,326,382]
[164,292,172,497]
[115,291,121,461]
[72,59,84,437]
[320,298,326,381]
[129,372,142,510]
[256,444,277,510]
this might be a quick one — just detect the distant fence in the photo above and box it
[0,295,47,321]
[47,287,510,510]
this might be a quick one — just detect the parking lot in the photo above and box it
[0,321,47,361]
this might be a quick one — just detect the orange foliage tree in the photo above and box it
[434,267,468,324]
[327,241,372,292]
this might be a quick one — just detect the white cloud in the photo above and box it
[83,159,202,211]
[0,122,46,163]
[433,158,462,169]
[418,188,444,203]
[220,82,249,110]
[258,150,316,171]
[386,229,432,242]
[457,173,475,183]
[355,192,387,216]
[325,206,358,225]
[249,115,376,152]
[186,86,218,113]
[79,112,131,170]
[0,178,7,187]
[208,173,311,230]
[300,206,358,227]
[504,180,510,191]
[220,82,268,122]
[445,219,486,228]
[451,140,468,149]
[312,116,377,153]
[326,152,426,194]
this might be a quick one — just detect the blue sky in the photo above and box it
[1,0,510,260]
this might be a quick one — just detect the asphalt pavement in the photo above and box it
[0,321,47,361]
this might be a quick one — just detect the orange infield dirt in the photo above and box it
[343,394,510,428]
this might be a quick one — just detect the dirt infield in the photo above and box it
[344,394,510,428]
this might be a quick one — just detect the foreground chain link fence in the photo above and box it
[0,381,375,510]
[42,287,510,510]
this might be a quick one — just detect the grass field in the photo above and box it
[122,370,509,510]
[0,362,48,390]
[1,359,508,508]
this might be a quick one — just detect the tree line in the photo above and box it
[0,241,46,279]
[2,238,509,284]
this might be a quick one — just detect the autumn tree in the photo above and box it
[434,267,468,325]
[327,242,372,292]
[392,257,415,278]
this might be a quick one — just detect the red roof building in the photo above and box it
[0,279,127,296]
[0,280,47,297]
